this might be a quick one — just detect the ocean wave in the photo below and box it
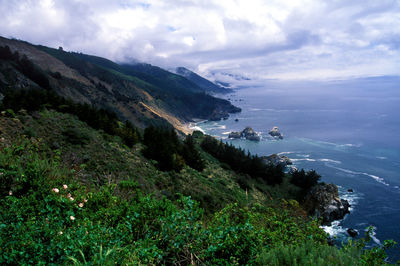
[320,220,347,237]
[206,125,226,130]
[221,131,231,135]
[340,190,362,212]
[277,151,296,155]
[319,158,342,164]
[376,156,387,160]
[325,164,390,186]
[299,138,363,149]
[291,158,317,162]
[189,126,205,133]
[366,226,381,246]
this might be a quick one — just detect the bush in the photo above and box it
[62,127,91,145]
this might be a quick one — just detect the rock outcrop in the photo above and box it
[302,183,350,225]
[209,110,229,121]
[241,127,260,141]
[261,154,292,167]
[228,131,241,139]
[269,126,283,139]
[228,127,260,141]
[347,228,358,237]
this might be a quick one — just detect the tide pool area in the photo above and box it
[196,78,400,261]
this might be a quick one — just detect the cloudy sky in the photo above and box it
[1,0,399,81]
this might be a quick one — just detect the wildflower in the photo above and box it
[70,216,75,221]
[78,203,84,208]
[0,172,3,176]
[8,190,12,196]
[63,184,68,190]
[69,197,74,201]
[58,231,63,235]
[67,193,71,198]
[52,188,59,193]
[83,199,88,203]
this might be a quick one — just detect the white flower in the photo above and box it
[78,203,84,208]
[69,197,74,201]
[8,191,12,196]
[58,231,63,235]
[70,216,75,221]
[83,199,88,203]
[63,184,68,190]
[52,188,59,193]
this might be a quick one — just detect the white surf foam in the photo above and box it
[291,158,317,162]
[320,220,347,237]
[277,151,296,155]
[189,125,205,133]
[319,158,342,164]
[326,164,390,187]
[366,226,381,246]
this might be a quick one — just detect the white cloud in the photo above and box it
[0,0,399,80]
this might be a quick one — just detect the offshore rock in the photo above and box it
[228,131,241,139]
[241,127,260,141]
[262,154,292,167]
[347,228,358,237]
[303,183,350,225]
[228,127,260,141]
[269,126,283,139]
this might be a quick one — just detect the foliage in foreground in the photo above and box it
[0,139,396,265]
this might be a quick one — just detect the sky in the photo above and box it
[1,0,399,82]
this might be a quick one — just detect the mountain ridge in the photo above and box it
[0,36,240,133]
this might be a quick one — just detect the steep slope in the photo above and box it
[0,106,391,265]
[0,36,240,132]
[175,66,232,94]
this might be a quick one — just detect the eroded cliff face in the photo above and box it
[303,183,350,225]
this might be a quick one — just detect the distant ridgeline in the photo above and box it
[0,36,396,264]
[0,36,240,132]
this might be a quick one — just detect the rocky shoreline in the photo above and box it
[205,122,351,226]
[303,183,350,225]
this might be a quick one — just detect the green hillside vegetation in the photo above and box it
[0,97,396,264]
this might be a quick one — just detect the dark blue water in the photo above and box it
[196,77,400,261]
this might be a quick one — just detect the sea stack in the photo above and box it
[228,127,260,141]
[269,126,283,139]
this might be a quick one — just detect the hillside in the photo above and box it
[0,36,395,264]
[0,104,393,264]
[0,36,240,132]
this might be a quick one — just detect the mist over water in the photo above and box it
[198,77,400,261]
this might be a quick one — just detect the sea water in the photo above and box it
[196,77,400,261]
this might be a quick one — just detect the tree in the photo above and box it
[290,169,321,189]
[182,134,205,171]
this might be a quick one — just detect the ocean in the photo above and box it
[195,77,400,261]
